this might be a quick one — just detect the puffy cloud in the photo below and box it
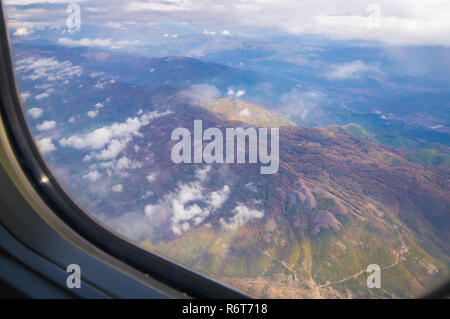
[83,170,101,182]
[239,108,251,117]
[324,60,379,80]
[116,156,142,170]
[144,167,230,236]
[20,92,31,102]
[235,90,246,98]
[87,110,98,118]
[15,57,82,82]
[14,26,32,36]
[27,107,43,119]
[112,184,123,192]
[36,120,56,131]
[202,30,216,35]
[35,92,49,100]
[96,138,129,160]
[36,137,56,153]
[60,110,171,150]
[220,205,264,231]
[147,173,157,182]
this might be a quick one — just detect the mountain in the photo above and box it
[39,83,448,299]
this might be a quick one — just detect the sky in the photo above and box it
[5,0,450,46]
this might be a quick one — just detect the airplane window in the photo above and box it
[3,0,449,298]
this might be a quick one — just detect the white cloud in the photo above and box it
[324,60,378,80]
[180,84,221,106]
[220,205,264,231]
[36,137,56,153]
[15,57,82,83]
[96,139,129,160]
[6,1,85,4]
[112,184,123,192]
[7,0,450,46]
[95,102,104,108]
[35,92,49,100]
[20,92,31,102]
[221,30,232,36]
[203,30,216,35]
[14,24,32,36]
[145,167,230,236]
[126,0,193,12]
[60,111,171,150]
[60,110,172,163]
[235,89,246,98]
[83,170,101,182]
[239,108,251,117]
[147,173,157,183]
[27,107,43,119]
[58,37,113,47]
[116,156,141,170]
[36,120,56,131]
[87,110,98,118]
[58,37,140,49]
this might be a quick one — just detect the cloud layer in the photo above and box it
[6,0,450,46]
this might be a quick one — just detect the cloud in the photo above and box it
[112,184,123,192]
[144,167,231,236]
[227,87,246,98]
[14,25,32,36]
[58,37,140,49]
[220,205,264,231]
[83,170,101,182]
[324,60,379,80]
[7,0,450,46]
[35,92,49,100]
[27,107,43,119]
[239,108,251,117]
[221,30,232,36]
[180,84,221,106]
[87,110,98,118]
[280,89,324,119]
[125,0,193,12]
[15,57,82,82]
[235,89,246,98]
[36,137,56,153]
[202,30,216,35]
[6,0,85,4]
[60,110,172,162]
[36,120,56,131]
[147,173,157,182]
[58,37,113,47]
[20,92,31,102]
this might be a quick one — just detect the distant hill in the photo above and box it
[200,97,296,128]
